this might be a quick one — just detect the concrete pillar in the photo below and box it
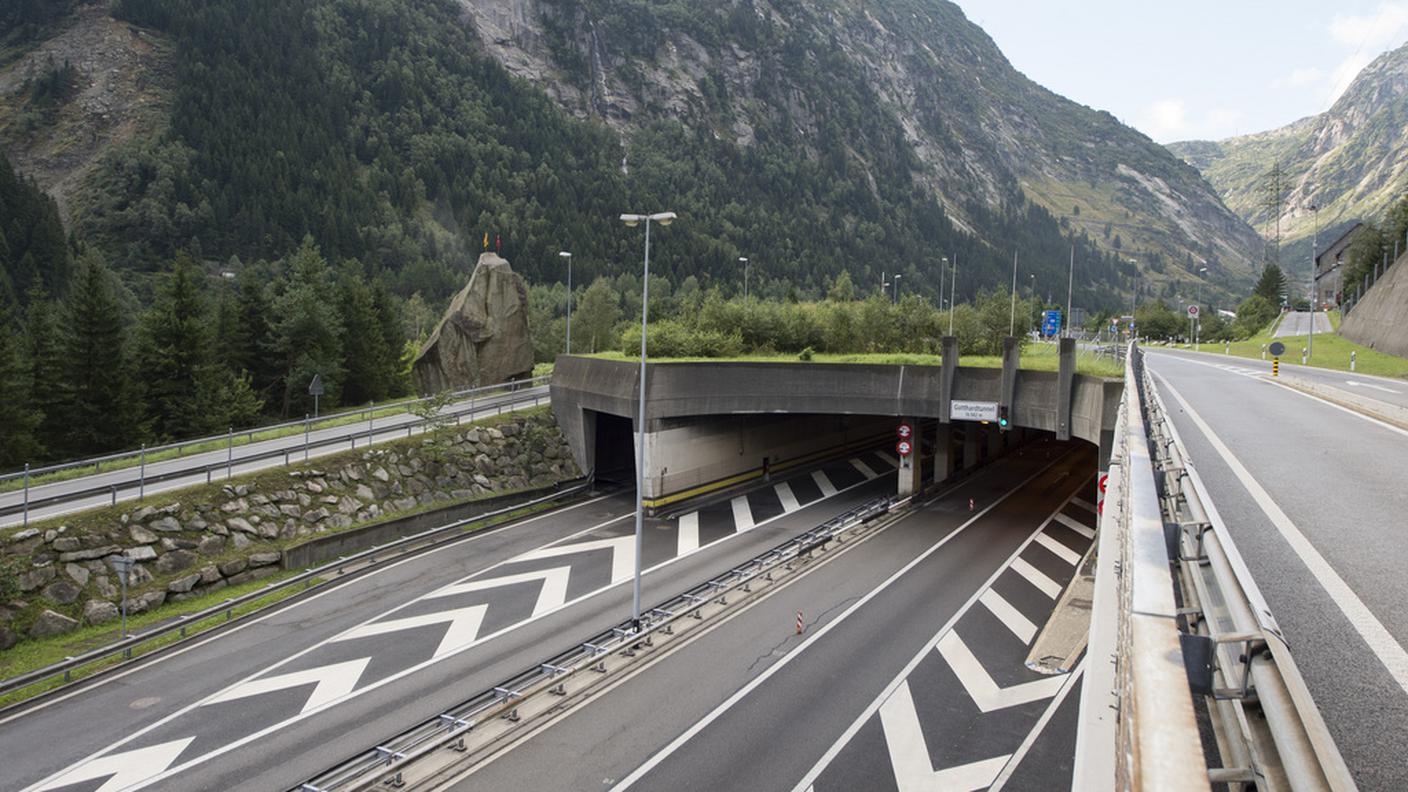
[939,336,958,423]
[963,427,979,470]
[1001,336,1019,434]
[932,423,952,484]
[898,417,923,497]
[987,423,1003,458]
[1057,337,1075,441]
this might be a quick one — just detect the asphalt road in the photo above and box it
[1145,350,1408,791]
[452,439,1096,792]
[0,387,549,528]
[1275,310,1333,337]
[1155,346,1408,411]
[5,447,900,792]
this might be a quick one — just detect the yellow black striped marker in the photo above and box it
[1273,358,1280,377]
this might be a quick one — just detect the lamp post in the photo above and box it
[739,257,750,301]
[1009,251,1019,336]
[559,251,572,355]
[892,274,902,303]
[948,253,958,336]
[620,211,676,633]
[1308,204,1319,359]
[938,256,949,319]
[1065,245,1075,339]
[1195,265,1208,350]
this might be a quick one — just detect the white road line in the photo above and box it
[203,657,372,713]
[937,632,1066,712]
[988,662,1086,791]
[775,482,801,513]
[1071,497,1097,514]
[612,453,1081,792]
[1054,512,1094,539]
[979,589,1038,644]
[677,512,700,556]
[811,470,838,498]
[427,567,571,619]
[1345,380,1401,394]
[1156,372,1408,695]
[1034,533,1081,565]
[1011,558,1062,599]
[31,738,196,792]
[518,535,636,584]
[876,451,902,469]
[335,605,487,658]
[731,496,755,532]
[851,458,880,479]
[878,679,1011,792]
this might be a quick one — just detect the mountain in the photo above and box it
[2,0,1261,309]
[1168,41,1408,280]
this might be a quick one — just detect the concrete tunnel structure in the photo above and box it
[550,338,1123,513]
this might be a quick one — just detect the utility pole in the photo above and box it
[948,253,958,336]
[1308,204,1319,359]
[1066,245,1075,339]
[1009,251,1018,336]
[1262,162,1287,270]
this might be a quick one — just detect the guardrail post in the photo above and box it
[227,427,234,479]
[22,462,29,528]
[139,444,147,501]
[304,414,311,461]
[1351,351,1357,371]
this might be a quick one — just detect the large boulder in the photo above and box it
[412,252,533,395]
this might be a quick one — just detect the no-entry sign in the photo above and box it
[896,423,913,439]
[1097,472,1108,515]
[896,439,913,457]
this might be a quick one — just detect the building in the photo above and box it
[1313,223,1363,307]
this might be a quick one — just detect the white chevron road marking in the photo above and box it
[775,482,801,512]
[426,566,571,618]
[1054,512,1094,539]
[1034,533,1081,565]
[879,680,1011,792]
[204,657,372,713]
[518,535,636,584]
[811,470,838,498]
[876,451,901,469]
[937,632,1066,712]
[851,458,879,479]
[1011,558,1062,598]
[29,738,196,792]
[334,604,487,658]
[979,589,1037,644]
[677,512,700,555]
[731,495,755,531]
[1071,497,1097,514]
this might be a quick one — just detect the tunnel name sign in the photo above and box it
[951,400,1000,422]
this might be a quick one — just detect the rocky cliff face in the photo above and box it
[413,252,535,395]
[1168,42,1408,278]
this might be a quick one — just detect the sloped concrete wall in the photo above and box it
[1341,255,1408,358]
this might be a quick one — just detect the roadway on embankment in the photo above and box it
[1275,310,1332,337]
[1146,350,1408,792]
[0,387,549,528]
[448,440,1097,792]
[6,447,902,792]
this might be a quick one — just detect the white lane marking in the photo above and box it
[989,662,1085,791]
[1071,497,1097,514]
[612,454,1081,792]
[517,535,636,584]
[774,482,801,513]
[1156,372,1408,695]
[730,496,755,532]
[876,451,902,469]
[811,470,838,498]
[1346,380,1402,394]
[334,605,487,659]
[851,458,880,479]
[979,589,1038,645]
[1011,558,1062,599]
[31,738,196,792]
[938,632,1066,712]
[1034,533,1081,565]
[204,656,371,713]
[1054,512,1094,539]
[878,679,1010,792]
[426,567,571,619]
[677,512,700,556]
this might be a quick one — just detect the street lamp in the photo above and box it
[739,257,750,301]
[948,253,958,336]
[892,274,902,303]
[1308,203,1319,359]
[559,251,572,355]
[620,211,676,633]
[1194,265,1208,350]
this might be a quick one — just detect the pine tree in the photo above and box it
[371,280,408,398]
[138,253,224,440]
[230,264,277,405]
[0,302,42,467]
[270,238,344,416]
[23,285,65,448]
[1254,263,1287,306]
[58,252,142,455]
[336,266,391,405]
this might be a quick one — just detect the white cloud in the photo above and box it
[1326,2,1408,103]
[1135,99,1245,143]
[1281,66,1324,88]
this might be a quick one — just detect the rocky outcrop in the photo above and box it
[412,252,534,395]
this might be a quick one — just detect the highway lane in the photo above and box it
[451,439,1096,792]
[1275,310,1332,337]
[1146,350,1408,791]
[8,447,900,792]
[1154,345,1408,411]
[0,387,548,528]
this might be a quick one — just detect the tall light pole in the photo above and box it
[620,211,676,633]
[1009,251,1019,336]
[1066,245,1075,339]
[893,274,902,303]
[559,251,572,355]
[938,256,949,318]
[739,257,750,301]
[1308,203,1319,359]
[1194,265,1208,350]
[948,252,958,336]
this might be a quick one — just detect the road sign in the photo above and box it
[1268,341,1286,357]
[1187,305,1200,318]
[1098,472,1108,515]
[308,374,325,396]
[951,400,999,422]
[1042,310,1062,337]
[896,423,913,439]
[896,439,913,457]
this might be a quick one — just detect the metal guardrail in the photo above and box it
[295,494,903,791]
[0,479,592,704]
[1076,343,1354,791]
[2,381,552,523]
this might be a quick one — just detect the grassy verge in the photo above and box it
[1169,317,1408,379]
[586,344,1123,378]
[0,495,565,708]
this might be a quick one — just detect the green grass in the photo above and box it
[586,344,1124,378]
[1169,315,1408,379]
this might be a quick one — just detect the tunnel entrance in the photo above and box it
[592,412,636,486]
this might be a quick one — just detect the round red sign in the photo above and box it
[896,423,913,439]
[896,439,913,457]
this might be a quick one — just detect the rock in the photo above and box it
[129,525,158,544]
[257,522,279,539]
[199,565,222,585]
[218,559,248,577]
[234,484,249,497]
[51,537,81,552]
[197,535,226,555]
[9,528,39,542]
[320,495,339,505]
[167,573,201,594]
[18,566,56,592]
[392,497,417,513]
[134,590,165,613]
[231,533,252,551]
[221,498,248,513]
[64,563,90,587]
[411,252,533,394]
[154,549,197,574]
[93,575,117,598]
[297,493,311,507]
[485,427,505,441]
[0,626,16,651]
[303,508,330,523]
[149,516,182,533]
[248,552,281,568]
[208,522,229,536]
[128,564,153,586]
[500,423,518,437]
[131,506,158,522]
[372,466,390,482]
[83,599,120,625]
[58,545,122,562]
[124,545,158,562]
[29,609,78,638]
[42,580,81,605]
[473,473,492,488]
[226,517,257,534]
[337,496,360,515]
[278,504,302,518]
[305,480,324,494]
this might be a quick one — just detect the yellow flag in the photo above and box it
[483,232,490,249]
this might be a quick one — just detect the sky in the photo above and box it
[954,1,1408,143]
